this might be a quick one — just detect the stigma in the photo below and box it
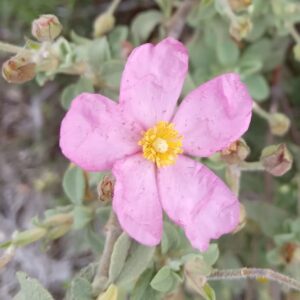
[138,121,183,167]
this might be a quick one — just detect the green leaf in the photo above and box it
[243,74,270,101]
[202,243,219,266]
[116,242,155,285]
[61,77,94,110]
[100,60,124,91]
[69,277,93,300]
[217,37,240,66]
[150,266,180,293]
[72,206,93,230]
[16,272,54,300]
[202,283,216,300]
[62,165,85,205]
[108,232,132,283]
[132,269,159,300]
[88,37,111,72]
[108,26,128,58]
[85,226,104,253]
[131,10,162,44]
[161,222,181,254]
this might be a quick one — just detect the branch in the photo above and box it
[207,268,300,292]
[0,41,29,54]
[92,211,122,295]
[166,0,198,39]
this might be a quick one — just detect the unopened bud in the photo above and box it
[229,0,252,12]
[32,14,62,42]
[233,203,246,233]
[293,44,300,62]
[229,17,252,40]
[281,243,299,264]
[269,113,291,136]
[13,227,47,247]
[97,175,115,202]
[260,144,293,176]
[93,13,115,38]
[221,139,250,164]
[2,54,36,84]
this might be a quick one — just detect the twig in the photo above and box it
[207,268,300,292]
[0,41,29,54]
[92,211,122,295]
[166,0,198,39]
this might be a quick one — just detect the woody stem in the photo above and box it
[207,268,300,291]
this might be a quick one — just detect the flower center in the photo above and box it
[138,121,183,167]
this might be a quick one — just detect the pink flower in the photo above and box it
[60,38,252,251]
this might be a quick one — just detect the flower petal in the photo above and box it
[173,73,253,157]
[60,93,142,172]
[119,37,188,129]
[112,154,163,246]
[157,155,240,252]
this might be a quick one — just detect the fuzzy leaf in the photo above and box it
[62,165,85,205]
[244,74,270,102]
[116,242,155,285]
[69,277,93,300]
[131,10,162,44]
[150,266,180,293]
[61,77,94,110]
[16,272,54,300]
[108,232,132,283]
[72,206,93,230]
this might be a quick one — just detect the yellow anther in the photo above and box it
[138,121,183,167]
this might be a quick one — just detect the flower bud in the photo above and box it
[2,54,36,84]
[32,14,62,42]
[281,243,299,264]
[229,17,252,40]
[260,144,293,177]
[269,113,291,136]
[221,139,250,164]
[293,44,300,62]
[93,13,115,38]
[229,0,252,12]
[97,175,115,202]
[13,227,47,247]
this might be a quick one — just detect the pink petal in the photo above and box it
[119,37,188,129]
[173,73,253,157]
[157,155,240,252]
[112,154,163,246]
[60,93,142,172]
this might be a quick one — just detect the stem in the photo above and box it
[253,102,271,121]
[239,161,265,172]
[166,0,197,39]
[107,0,122,14]
[0,41,27,54]
[92,211,122,295]
[207,268,300,292]
[226,165,241,196]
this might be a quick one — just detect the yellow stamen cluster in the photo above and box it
[138,121,183,167]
